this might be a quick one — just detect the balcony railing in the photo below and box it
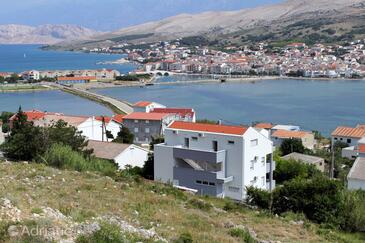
[173,146,226,164]
[266,160,276,173]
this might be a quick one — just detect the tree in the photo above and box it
[142,136,164,180]
[280,138,305,156]
[274,158,321,184]
[113,127,134,144]
[0,111,14,133]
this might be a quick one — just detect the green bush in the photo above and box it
[229,227,257,243]
[174,232,193,243]
[187,198,213,211]
[76,222,145,243]
[272,176,342,225]
[274,158,321,184]
[338,190,365,232]
[246,186,271,209]
[42,144,117,176]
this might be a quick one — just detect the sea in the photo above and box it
[1,45,365,135]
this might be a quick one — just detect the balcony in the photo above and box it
[266,160,276,174]
[173,146,226,164]
[266,179,276,190]
[173,167,233,197]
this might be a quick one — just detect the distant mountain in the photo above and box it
[55,0,365,49]
[0,24,101,44]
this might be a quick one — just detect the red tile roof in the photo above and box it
[9,110,45,122]
[123,112,168,121]
[331,126,365,138]
[254,123,274,129]
[112,114,125,123]
[134,101,152,107]
[151,108,194,119]
[271,129,310,139]
[169,121,248,136]
[359,144,365,154]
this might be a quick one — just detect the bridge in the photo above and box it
[57,85,134,115]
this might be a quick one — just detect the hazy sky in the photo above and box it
[0,0,282,31]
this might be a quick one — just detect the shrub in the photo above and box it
[229,227,257,243]
[187,198,213,211]
[42,144,117,176]
[280,138,305,156]
[223,199,241,211]
[174,232,193,243]
[272,176,342,225]
[338,190,365,232]
[76,222,145,243]
[274,158,321,184]
[246,186,271,209]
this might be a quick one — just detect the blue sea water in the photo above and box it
[0,44,135,73]
[93,79,365,136]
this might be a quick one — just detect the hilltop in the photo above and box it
[53,0,365,50]
[0,24,100,44]
[0,161,363,242]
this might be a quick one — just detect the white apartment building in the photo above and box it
[154,121,275,201]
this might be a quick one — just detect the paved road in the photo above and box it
[56,84,134,114]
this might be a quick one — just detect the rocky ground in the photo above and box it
[0,161,361,242]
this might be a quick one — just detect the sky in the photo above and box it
[0,0,282,31]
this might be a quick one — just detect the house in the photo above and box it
[154,121,275,201]
[9,110,122,142]
[271,129,315,150]
[86,140,149,170]
[281,152,325,172]
[122,112,174,144]
[151,108,196,122]
[347,139,365,190]
[331,125,365,159]
[132,101,166,113]
[22,70,40,81]
[57,76,97,85]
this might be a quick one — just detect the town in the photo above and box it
[92,38,365,79]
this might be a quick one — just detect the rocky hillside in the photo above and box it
[0,24,100,44]
[55,0,365,49]
[0,161,362,242]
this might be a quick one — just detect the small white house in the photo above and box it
[331,126,365,159]
[133,101,166,113]
[348,139,365,190]
[86,140,150,170]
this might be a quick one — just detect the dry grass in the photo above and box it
[0,162,363,242]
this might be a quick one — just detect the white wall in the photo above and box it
[78,118,121,142]
[114,145,149,170]
[154,144,175,183]
[348,178,365,190]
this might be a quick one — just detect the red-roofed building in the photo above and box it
[57,76,97,85]
[151,108,196,122]
[122,112,174,144]
[9,110,122,142]
[331,126,365,159]
[271,129,315,150]
[133,101,166,113]
[154,121,275,201]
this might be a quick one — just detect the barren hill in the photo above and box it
[55,0,365,49]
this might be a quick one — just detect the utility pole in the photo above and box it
[330,140,335,179]
[101,116,105,142]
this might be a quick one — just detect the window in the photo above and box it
[192,137,198,141]
[228,186,239,192]
[184,138,189,148]
[250,160,255,170]
[212,140,218,152]
[202,181,208,185]
[340,138,343,141]
[209,182,216,186]
[251,139,258,146]
[334,137,338,140]
[145,128,150,133]
[145,120,150,124]
[228,140,235,145]
[134,120,139,123]
[196,180,202,184]
[134,128,139,133]
[347,138,351,144]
